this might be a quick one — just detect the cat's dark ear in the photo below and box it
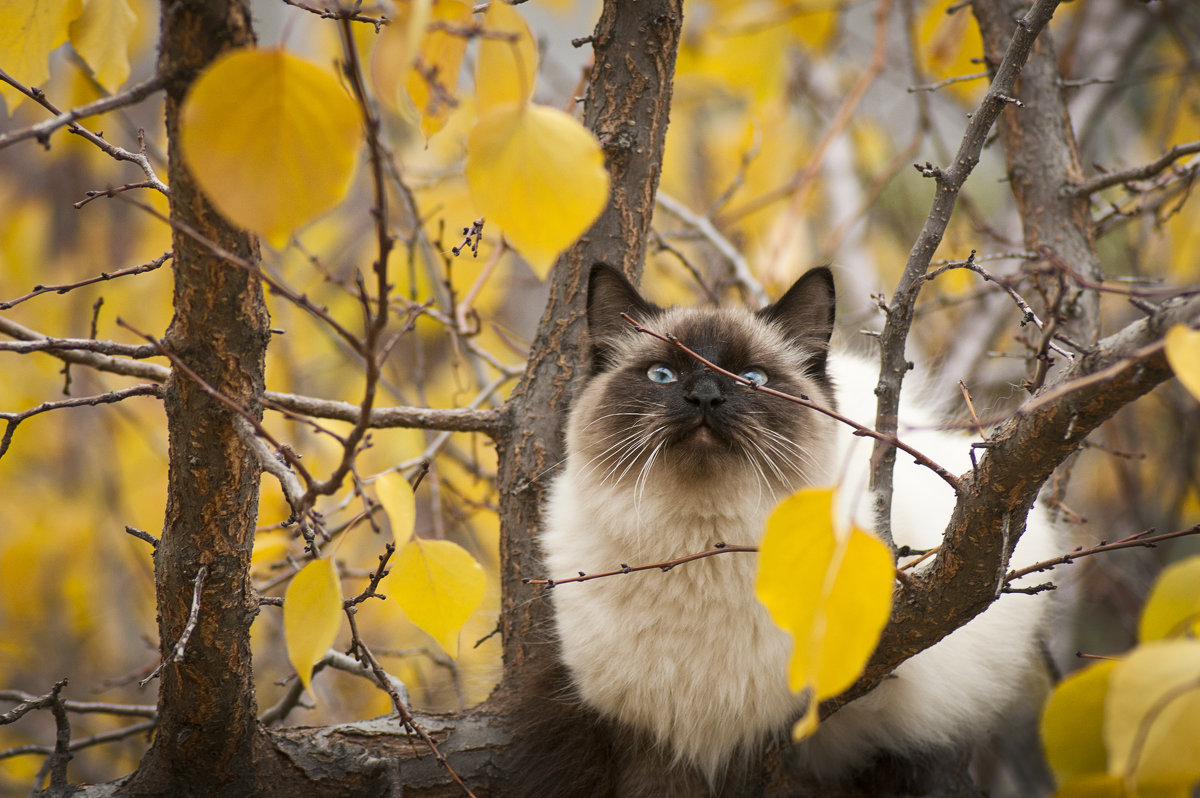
[757,266,836,375]
[586,263,659,372]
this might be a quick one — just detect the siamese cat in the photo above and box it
[516,264,1058,797]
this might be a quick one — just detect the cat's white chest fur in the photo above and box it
[543,476,798,779]
[542,353,1059,781]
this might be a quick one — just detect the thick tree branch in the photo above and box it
[0,316,500,434]
[830,291,1200,713]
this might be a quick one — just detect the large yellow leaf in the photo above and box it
[388,538,484,659]
[284,558,344,695]
[1041,659,1117,786]
[474,1,537,114]
[755,487,894,738]
[0,0,84,115]
[465,103,609,278]
[1106,639,1200,795]
[1164,325,1200,403]
[376,470,416,545]
[407,0,472,139]
[370,0,432,114]
[180,49,361,249]
[68,0,136,92]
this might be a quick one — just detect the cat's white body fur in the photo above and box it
[543,351,1058,783]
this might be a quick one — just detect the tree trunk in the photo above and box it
[494,0,685,684]
[123,2,271,794]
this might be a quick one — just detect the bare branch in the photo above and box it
[0,692,155,720]
[0,252,171,310]
[1004,525,1200,585]
[0,68,167,192]
[262,391,502,435]
[0,316,171,382]
[524,543,758,587]
[870,0,1064,545]
[655,191,767,308]
[1071,140,1200,197]
[140,566,209,687]
[0,74,166,153]
[0,720,157,761]
[0,384,161,460]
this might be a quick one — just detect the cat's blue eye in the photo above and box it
[647,364,678,384]
[739,368,768,387]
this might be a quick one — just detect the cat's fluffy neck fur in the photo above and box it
[539,264,1057,791]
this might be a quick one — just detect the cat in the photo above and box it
[514,263,1059,797]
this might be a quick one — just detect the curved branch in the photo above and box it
[831,291,1200,713]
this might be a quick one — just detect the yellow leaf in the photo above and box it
[371,0,432,114]
[376,470,417,545]
[1139,556,1200,642]
[1041,659,1117,785]
[180,49,361,249]
[407,0,472,139]
[1164,325,1200,403]
[755,487,894,739]
[0,0,84,115]
[1106,639,1200,794]
[283,559,344,695]
[465,103,609,278]
[68,0,136,92]
[388,538,484,658]
[474,1,537,114]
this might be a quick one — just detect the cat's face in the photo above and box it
[566,264,839,497]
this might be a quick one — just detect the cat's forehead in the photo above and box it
[614,305,798,365]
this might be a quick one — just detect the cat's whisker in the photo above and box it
[578,428,652,483]
[633,440,665,537]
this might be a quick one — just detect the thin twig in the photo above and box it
[1071,141,1200,197]
[524,544,758,587]
[1004,525,1200,584]
[0,692,155,719]
[655,191,768,308]
[0,68,167,192]
[140,566,209,686]
[0,252,171,310]
[0,384,161,461]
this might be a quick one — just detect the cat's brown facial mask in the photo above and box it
[571,264,838,491]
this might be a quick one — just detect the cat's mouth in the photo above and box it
[680,417,727,447]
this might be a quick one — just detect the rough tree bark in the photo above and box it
[495,0,685,681]
[122,1,275,795]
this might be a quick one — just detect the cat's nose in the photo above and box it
[685,374,724,411]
